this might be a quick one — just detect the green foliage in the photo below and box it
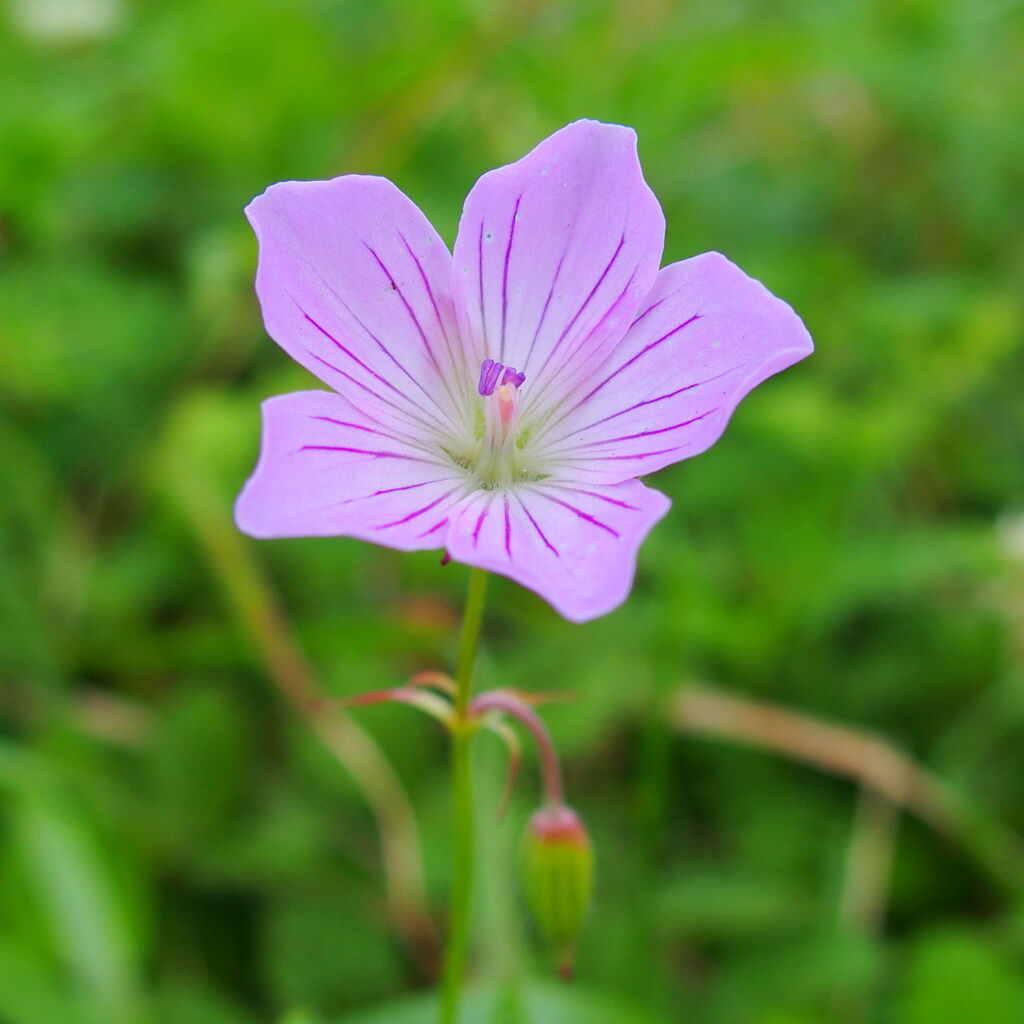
[337,981,666,1024]
[2,0,1023,1021]
[897,930,1024,1024]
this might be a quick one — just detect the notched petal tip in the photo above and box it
[451,117,665,411]
[244,175,437,268]
[556,117,639,145]
[693,250,815,359]
[243,178,314,234]
[231,392,307,540]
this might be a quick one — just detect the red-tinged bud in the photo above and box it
[522,805,593,979]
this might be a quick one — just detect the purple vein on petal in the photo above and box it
[302,309,396,392]
[527,267,640,421]
[546,484,639,510]
[565,313,702,414]
[534,233,627,380]
[589,445,687,462]
[304,350,443,443]
[303,271,460,434]
[562,367,740,441]
[534,491,620,537]
[477,221,488,347]
[521,246,568,375]
[472,501,491,547]
[311,391,432,439]
[363,243,442,374]
[578,407,721,447]
[397,230,466,395]
[298,303,449,435]
[307,409,458,465]
[560,269,639,372]
[418,516,449,539]
[298,444,429,461]
[297,273,428,405]
[503,494,512,559]
[516,495,560,558]
[631,294,668,328]
[499,195,522,363]
[307,349,387,400]
[316,477,453,511]
[376,488,458,530]
[343,260,437,385]
[365,240,467,420]
[309,415,395,439]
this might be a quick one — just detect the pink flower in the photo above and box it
[235,121,812,622]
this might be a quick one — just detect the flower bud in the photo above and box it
[522,804,593,979]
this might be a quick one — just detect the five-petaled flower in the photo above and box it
[235,120,813,621]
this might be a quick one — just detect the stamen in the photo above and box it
[501,366,526,389]
[481,360,526,432]
[478,358,504,396]
[478,359,526,397]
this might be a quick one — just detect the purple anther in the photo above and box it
[478,358,504,396]
[501,366,526,389]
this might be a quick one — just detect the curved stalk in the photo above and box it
[671,685,1024,897]
[470,690,565,808]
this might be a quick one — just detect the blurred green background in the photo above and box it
[2,0,1023,1022]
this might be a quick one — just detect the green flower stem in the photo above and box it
[440,568,489,1024]
[454,568,489,717]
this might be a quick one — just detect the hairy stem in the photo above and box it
[440,568,489,1024]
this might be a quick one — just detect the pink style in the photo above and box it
[235,120,813,621]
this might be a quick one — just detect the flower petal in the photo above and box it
[444,480,671,622]
[246,177,471,445]
[451,120,665,421]
[534,252,814,483]
[235,390,468,549]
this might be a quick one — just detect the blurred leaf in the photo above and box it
[147,684,254,845]
[7,792,143,1023]
[155,980,259,1024]
[278,1011,326,1024]
[657,869,814,939]
[897,929,1024,1024]
[0,418,77,683]
[707,928,882,1022]
[0,260,185,480]
[262,893,404,1011]
[0,937,100,1024]
[337,980,668,1024]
